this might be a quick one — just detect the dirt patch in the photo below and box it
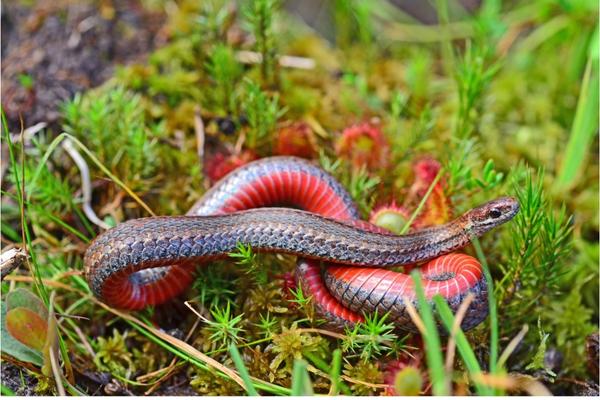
[1,0,167,132]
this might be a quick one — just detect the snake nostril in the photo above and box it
[425,271,456,281]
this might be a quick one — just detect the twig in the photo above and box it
[62,138,111,230]
[0,247,27,280]
[73,325,96,358]
[236,50,315,70]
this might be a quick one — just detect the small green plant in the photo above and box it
[453,43,500,139]
[228,242,266,285]
[62,86,159,184]
[193,264,238,310]
[498,166,573,328]
[288,285,316,324]
[242,79,286,149]
[205,302,245,348]
[342,311,397,361]
[346,167,380,216]
[94,329,134,378]
[526,319,557,381]
[268,324,325,374]
[205,44,243,114]
[254,312,278,338]
[244,0,279,84]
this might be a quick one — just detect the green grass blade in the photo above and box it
[1,384,15,396]
[303,350,351,395]
[228,343,259,396]
[291,359,313,396]
[400,168,444,234]
[410,271,449,395]
[433,295,492,395]
[556,25,599,191]
[330,349,342,395]
[471,237,499,379]
[2,113,49,306]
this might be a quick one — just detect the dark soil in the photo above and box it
[1,362,38,396]
[1,0,166,132]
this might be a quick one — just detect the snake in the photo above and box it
[84,156,519,332]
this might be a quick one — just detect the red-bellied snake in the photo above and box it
[84,156,519,332]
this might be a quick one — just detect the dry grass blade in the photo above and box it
[474,372,552,396]
[62,138,111,230]
[296,328,348,340]
[445,293,475,372]
[497,324,529,369]
[403,296,426,334]
[98,304,246,389]
[72,325,96,358]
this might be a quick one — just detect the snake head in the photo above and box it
[465,197,520,235]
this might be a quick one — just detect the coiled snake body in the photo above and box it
[85,157,519,331]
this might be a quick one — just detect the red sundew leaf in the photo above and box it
[276,122,317,159]
[6,307,48,351]
[415,186,453,228]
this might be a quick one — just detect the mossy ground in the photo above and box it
[1,0,598,395]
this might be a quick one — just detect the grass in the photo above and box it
[410,271,448,396]
[1,0,597,395]
[555,36,599,191]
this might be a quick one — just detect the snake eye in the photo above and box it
[489,208,502,219]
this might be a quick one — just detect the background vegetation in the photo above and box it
[1,0,598,395]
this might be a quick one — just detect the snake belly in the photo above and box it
[85,156,496,331]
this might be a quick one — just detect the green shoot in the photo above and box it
[254,312,278,338]
[410,271,448,395]
[330,348,343,395]
[525,319,557,381]
[453,43,500,139]
[242,79,286,149]
[471,237,498,378]
[291,359,313,396]
[342,311,397,361]
[555,43,599,190]
[206,302,245,348]
[228,242,266,285]
[244,0,279,84]
[346,166,380,216]
[205,44,242,114]
[228,343,259,396]
[433,295,493,395]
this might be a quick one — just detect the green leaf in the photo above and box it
[228,343,259,396]
[0,302,44,366]
[6,288,48,319]
[6,307,48,351]
[291,359,313,396]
